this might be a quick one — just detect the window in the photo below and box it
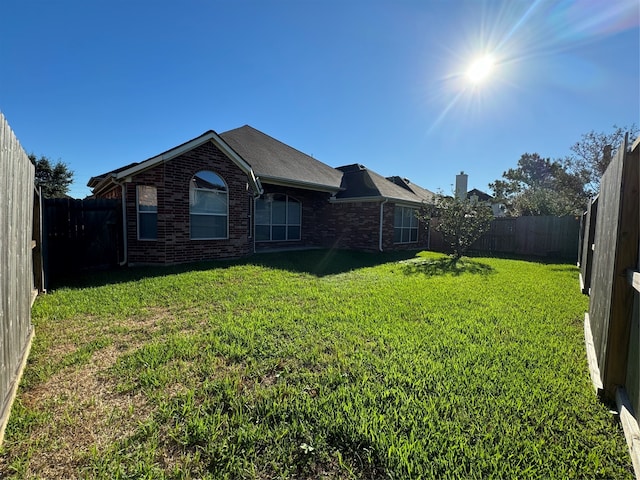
[137,185,157,240]
[190,171,228,239]
[255,194,301,241]
[394,206,418,243]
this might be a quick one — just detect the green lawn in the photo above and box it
[0,250,633,479]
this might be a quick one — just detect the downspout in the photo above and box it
[252,193,258,254]
[252,178,264,254]
[379,198,388,252]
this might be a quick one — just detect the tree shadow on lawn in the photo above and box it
[48,249,421,290]
[400,257,495,277]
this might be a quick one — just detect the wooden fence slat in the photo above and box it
[43,198,122,284]
[0,112,35,446]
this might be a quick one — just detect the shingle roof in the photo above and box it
[87,162,141,188]
[335,165,427,205]
[467,188,493,202]
[387,176,435,203]
[220,125,343,192]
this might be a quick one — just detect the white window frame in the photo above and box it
[189,171,229,240]
[137,185,158,241]
[255,194,302,242]
[394,206,419,244]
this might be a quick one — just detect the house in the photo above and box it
[88,126,434,265]
[455,171,506,217]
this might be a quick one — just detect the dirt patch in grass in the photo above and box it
[2,345,152,479]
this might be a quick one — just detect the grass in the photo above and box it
[0,249,633,479]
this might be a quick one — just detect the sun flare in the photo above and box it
[466,55,495,84]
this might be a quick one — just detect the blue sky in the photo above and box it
[1,0,638,199]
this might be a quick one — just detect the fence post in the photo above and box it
[32,187,45,296]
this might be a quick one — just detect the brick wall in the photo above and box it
[325,201,429,251]
[326,201,382,251]
[123,141,254,264]
[254,185,334,250]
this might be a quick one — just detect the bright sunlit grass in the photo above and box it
[1,250,633,479]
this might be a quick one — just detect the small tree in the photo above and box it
[419,193,493,263]
[30,154,74,198]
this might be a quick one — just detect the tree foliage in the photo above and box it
[490,153,588,217]
[490,125,638,217]
[419,193,493,262]
[31,154,74,198]
[565,124,638,195]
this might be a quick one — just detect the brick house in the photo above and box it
[88,126,434,265]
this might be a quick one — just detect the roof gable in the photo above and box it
[88,130,261,195]
[220,126,343,192]
[467,188,493,202]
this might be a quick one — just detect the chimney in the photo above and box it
[455,171,468,200]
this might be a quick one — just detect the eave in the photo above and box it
[259,175,343,194]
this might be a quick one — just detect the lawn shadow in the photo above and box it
[400,257,495,277]
[245,248,420,276]
[47,248,422,290]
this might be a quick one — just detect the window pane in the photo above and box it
[139,213,157,239]
[191,190,227,214]
[394,208,403,228]
[287,226,301,240]
[255,194,302,242]
[272,225,286,241]
[138,186,157,212]
[394,228,402,243]
[191,214,226,239]
[410,228,418,242]
[403,208,412,226]
[401,228,410,243]
[272,199,286,224]
[288,200,301,224]
[193,171,226,191]
[255,199,270,224]
[409,209,418,227]
[256,225,270,241]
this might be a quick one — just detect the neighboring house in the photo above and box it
[455,172,505,217]
[88,125,434,265]
[467,188,506,217]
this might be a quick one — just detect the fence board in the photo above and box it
[0,113,35,445]
[579,197,598,294]
[431,215,579,259]
[43,198,122,285]
[588,136,638,399]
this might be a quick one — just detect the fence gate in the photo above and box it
[43,198,122,285]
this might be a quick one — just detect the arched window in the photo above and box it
[189,171,228,239]
[255,194,301,241]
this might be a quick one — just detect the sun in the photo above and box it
[466,55,495,84]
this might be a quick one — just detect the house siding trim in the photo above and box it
[258,175,342,194]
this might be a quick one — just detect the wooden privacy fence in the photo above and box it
[43,198,122,286]
[0,113,36,446]
[429,215,579,259]
[579,135,640,475]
